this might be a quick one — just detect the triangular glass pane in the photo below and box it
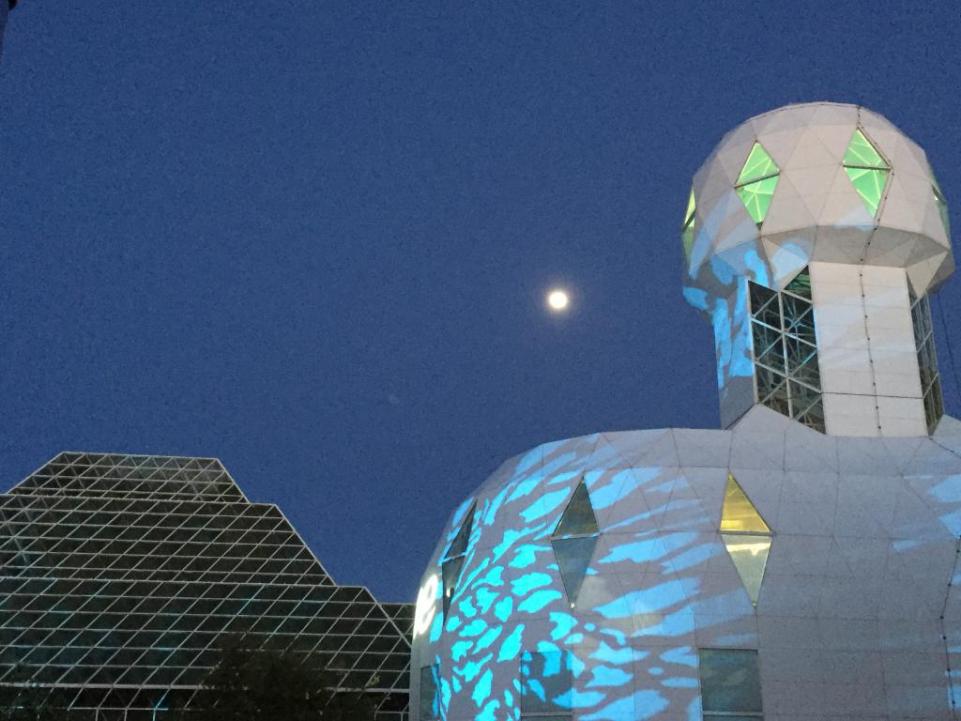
[551,535,597,606]
[844,129,888,169]
[720,474,770,533]
[736,175,779,225]
[444,502,475,560]
[441,555,465,617]
[721,533,771,605]
[737,143,778,186]
[553,480,598,538]
[783,268,812,299]
[683,187,696,227]
[845,166,889,216]
[933,179,950,237]
[682,222,695,264]
[748,280,777,310]
[682,188,697,262]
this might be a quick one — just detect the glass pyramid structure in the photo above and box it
[0,452,413,720]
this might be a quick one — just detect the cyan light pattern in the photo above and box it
[412,407,961,720]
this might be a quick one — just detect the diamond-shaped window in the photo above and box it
[735,143,779,226]
[843,129,890,217]
[551,479,599,607]
[682,187,696,262]
[719,474,772,606]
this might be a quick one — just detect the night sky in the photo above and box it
[2,2,961,602]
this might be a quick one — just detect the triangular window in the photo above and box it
[719,474,772,606]
[720,474,770,534]
[735,143,780,226]
[933,176,950,237]
[843,129,890,217]
[682,187,697,263]
[551,479,599,607]
[441,502,475,617]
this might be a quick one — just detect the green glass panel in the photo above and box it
[737,143,779,185]
[845,166,889,216]
[736,175,779,225]
[698,648,763,714]
[844,129,888,169]
[554,480,598,538]
[682,188,697,262]
[682,224,695,264]
[444,503,475,560]
[722,533,772,605]
[783,268,812,299]
[552,535,597,607]
[720,475,770,534]
[684,187,696,227]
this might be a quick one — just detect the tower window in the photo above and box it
[910,291,944,433]
[698,648,763,720]
[748,269,824,432]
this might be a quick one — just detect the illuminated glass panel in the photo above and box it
[748,268,824,433]
[934,177,950,237]
[737,144,778,185]
[698,649,763,719]
[682,187,697,262]
[910,290,944,433]
[720,475,770,534]
[735,143,779,226]
[419,664,440,721]
[520,650,572,718]
[843,129,890,217]
[721,534,772,605]
[720,474,772,605]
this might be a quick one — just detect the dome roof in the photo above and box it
[683,102,953,302]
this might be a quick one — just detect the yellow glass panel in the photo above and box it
[722,533,772,605]
[719,473,770,533]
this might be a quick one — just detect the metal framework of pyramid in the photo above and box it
[0,452,413,720]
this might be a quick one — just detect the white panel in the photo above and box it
[823,393,880,437]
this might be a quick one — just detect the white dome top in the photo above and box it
[684,102,953,301]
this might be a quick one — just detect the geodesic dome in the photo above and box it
[683,102,953,301]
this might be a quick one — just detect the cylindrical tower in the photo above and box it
[683,102,953,436]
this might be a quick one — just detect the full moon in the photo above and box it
[547,289,570,312]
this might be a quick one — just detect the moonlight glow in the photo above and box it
[547,289,570,312]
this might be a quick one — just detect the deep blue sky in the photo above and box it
[2,2,961,601]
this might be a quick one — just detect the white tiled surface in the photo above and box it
[414,409,961,720]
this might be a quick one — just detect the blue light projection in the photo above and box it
[412,432,752,721]
[414,417,961,721]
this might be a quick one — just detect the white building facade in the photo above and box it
[411,103,961,721]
